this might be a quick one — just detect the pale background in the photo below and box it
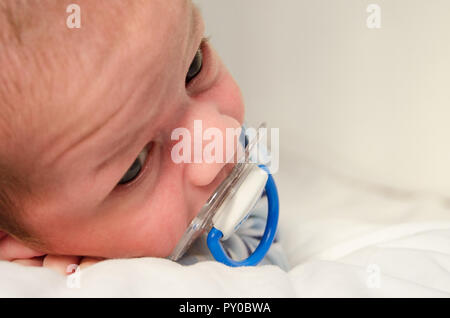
[194,0,450,197]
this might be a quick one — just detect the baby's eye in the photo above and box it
[118,145,150,185]
[185,47,203,84]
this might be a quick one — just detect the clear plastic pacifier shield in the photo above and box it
[168,123,269,262]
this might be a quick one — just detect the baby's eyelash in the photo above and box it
[186,36,212,90]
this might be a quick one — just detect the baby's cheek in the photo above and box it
[130,180,192,258]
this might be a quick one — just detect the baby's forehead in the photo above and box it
[1,0,193,63]
[0,0,196,175]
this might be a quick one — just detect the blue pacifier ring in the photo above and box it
[206,164,279,267]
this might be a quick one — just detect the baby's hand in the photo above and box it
[0,231,104,275]
[43,255,104,275]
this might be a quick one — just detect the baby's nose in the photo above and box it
[180,105,242,187]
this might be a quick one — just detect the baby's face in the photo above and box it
[12,0,244,258]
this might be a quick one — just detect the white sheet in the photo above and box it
[1,151,450,297]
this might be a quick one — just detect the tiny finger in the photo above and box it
[43,254,81,276]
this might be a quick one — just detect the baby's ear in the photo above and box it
[0,232,46,261]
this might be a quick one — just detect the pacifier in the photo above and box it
[168,123,279,267]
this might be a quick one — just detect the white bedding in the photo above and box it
[1,150,450,297]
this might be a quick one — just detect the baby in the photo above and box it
[0,0,288,274]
